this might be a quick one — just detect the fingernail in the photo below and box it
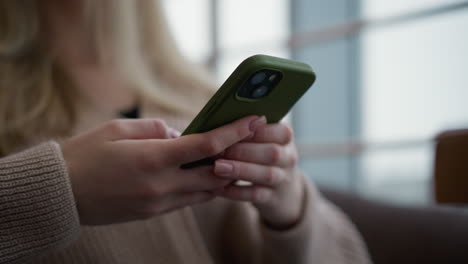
[169,128,181,138]
[249,116,267,132]
[214,161,233,176]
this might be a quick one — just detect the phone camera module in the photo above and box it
[250,72,267,85]
[268,74,277,82]
[251,85,270,98]
[237,70,282,99]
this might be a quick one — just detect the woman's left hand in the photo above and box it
[213,117,305,229]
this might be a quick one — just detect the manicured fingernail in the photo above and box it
[214,161,233,176]
[249,116,267,132]
[169,128,181,138]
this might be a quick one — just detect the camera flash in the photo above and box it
[269,74,277,82]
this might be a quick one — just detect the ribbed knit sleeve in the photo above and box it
[193,177,372,264]
[0,142,80,264]
[260,180,372,264]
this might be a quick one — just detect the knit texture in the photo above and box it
[192,178,372,264]
[0,142,80,264]
[0,111,372,263]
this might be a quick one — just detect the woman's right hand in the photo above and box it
[61,116,261,225]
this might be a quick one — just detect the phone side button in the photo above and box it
[205,100,217,115]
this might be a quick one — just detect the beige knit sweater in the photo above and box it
[0,141,371,264]
[0,108,372,264]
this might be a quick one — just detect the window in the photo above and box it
[163,0,468,204]
[360,1,468,203]
[216,0,290,80]
[292,0,468,204]
[162,0,212,62]
[163,0,290,81]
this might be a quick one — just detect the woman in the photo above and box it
[0,0,371,263]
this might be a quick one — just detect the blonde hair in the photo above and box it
[0,0,216,155]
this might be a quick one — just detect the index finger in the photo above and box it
[100,119,171,141]
[244,122,293,145]
[162,115,263,165]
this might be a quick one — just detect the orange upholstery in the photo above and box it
[434,129,468,204]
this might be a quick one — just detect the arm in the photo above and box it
[1,116,260,263]
[0,142,80,264]
[193,178,370,264]
[0,118,178,263]
[206,120,371,263]
[259,179,371,264]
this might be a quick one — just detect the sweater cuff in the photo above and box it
[260,177,319,263]
[261,178,371,264]
[0,142,80,264]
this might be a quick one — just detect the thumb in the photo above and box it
[101,119,172,141]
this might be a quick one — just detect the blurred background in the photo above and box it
[162,0,468,206]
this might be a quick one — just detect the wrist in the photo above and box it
[258,170,305,230]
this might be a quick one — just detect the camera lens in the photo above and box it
[250,72,266,85]
[237,70,282,99]
[269,74,277,82]
[251,85,269,98]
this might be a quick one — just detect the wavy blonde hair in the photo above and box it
[0,0,216,155]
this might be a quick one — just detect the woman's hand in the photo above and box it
[213,117,304,229]
[61,116,262,225]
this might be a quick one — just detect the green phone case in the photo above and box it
[182,54,316,136]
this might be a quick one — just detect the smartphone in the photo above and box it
[181,54,316,168]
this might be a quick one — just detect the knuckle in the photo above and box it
[236,124,249,139]
[234,163,245,178]
[137,152,159,172]
[150,119,168,137]
[289,147,299,167]
[282,124,294,144]
[269,145,282,164]
[201,137,224,156]
[289,151,299,167]
[106,120,126,135]
[153,118,167,127]
[223,147,235,159]
[225,145,242,160]
[134,183,171,219]
[254,188,271,204]
[265,167,280,185]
